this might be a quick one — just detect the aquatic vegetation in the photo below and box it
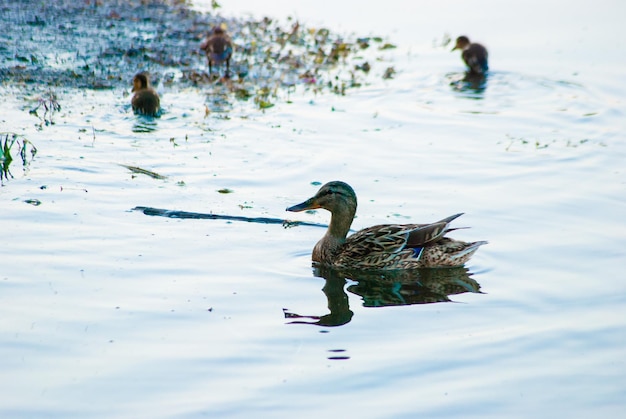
[24,199,42,206]
[382,66,396,80]
[502,134,601,151]
[29,91,61,128]
[120,164,167,180]
[0,133,38,185]
[192,19,394,108]
[1,0,396,112]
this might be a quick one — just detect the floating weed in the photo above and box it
[378,43,397,50]
[382,67,396,80]
[503,135,599,151]
[59,186,88,193]
[567,139,590,147]
[257,100,275,109]
[189,14,396,108]
[120,164,167,180]
[233,88,252,100]
[355,62,371,73]
[1,133,38,185]
[29,91,61,128]
[217,188,234,194]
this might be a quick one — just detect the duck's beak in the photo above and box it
[286,197,319,212]
[451,44,460,51]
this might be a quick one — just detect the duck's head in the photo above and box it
[212,25,226,36]
[132,72,150,92]
[452,36,470,51]
[286,181,357,215]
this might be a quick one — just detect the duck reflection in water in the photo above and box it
[449,71,488,94]
[284,265,482,327]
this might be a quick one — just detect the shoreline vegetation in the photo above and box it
[1,0,395,98]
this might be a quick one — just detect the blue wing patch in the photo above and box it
[412,246,424,260]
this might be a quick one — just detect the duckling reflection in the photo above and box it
[449,71,488,94]
[284,265,482,327]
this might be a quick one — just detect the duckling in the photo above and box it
[452,36,489,75]
[131,72,160,116]
[200,26,233,76]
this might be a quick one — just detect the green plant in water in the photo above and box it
[1,136,13,182]
[1,133,38,185]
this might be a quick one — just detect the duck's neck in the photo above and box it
[327,206,354,240]
[313,205,354,263]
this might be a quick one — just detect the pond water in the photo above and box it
[1,0,625,418]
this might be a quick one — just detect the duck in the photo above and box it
[452,35,489,75]
[200,26,233,76]
[131,72,160,116]
[286,181,487,269]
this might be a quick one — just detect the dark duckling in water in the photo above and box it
[452,36,489,75]
[131,72,160,116]
[200,26,233,76]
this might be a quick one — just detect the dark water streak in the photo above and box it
[132,205,328,229]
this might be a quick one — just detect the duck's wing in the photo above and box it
[336,224,415,268]
[463,45,488,73]
[342,224,412,256]
[405,213,464,247]
[335,213,465,268]
[342,213,464,254]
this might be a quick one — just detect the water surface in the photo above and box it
[1,1,625,418]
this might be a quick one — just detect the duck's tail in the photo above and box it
[451,240,488,264]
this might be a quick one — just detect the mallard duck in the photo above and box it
[200,26,233,75]
[452,35,489,75]
[286,181,487,269]
[131,72,160,116]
